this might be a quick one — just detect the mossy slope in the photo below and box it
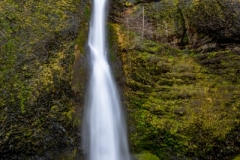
[110,22,240,159]
[109,1,240,159]
[0,0,83,159]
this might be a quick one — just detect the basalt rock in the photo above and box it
[109,0,240,159]
[1,0,240,159]
[0,0,83,159]
[112,0,240,51]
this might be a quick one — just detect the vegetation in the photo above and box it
[122,39,240,159]
[109,0,240,159]
[1,0,240,159]
[234,155,240,160]
[135,151,160,160]
[0,0,82,158]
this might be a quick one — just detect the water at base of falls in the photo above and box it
[82,0,130,160]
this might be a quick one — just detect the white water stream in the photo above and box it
[82,0,130,160]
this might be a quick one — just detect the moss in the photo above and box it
[180,0,240,45]
[120,0,240,48]
[0,0,82,157]
[135,152,160,160]
[114,21,240,158]
[109,23,129,50]
[76,3,90,53]
[120,0,186,45]
[233,155,240,160]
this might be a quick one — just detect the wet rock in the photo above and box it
[0,0,83,158]
[195,43,218,53]
[115,0,240,50]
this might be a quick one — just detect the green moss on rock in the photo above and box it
[111,21,240,158]
[0,0,82,158]
[135,151,160,160]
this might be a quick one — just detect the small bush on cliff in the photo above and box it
[136,151,160,160]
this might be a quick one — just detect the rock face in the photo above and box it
[113,0,240,49]
[0,0,84,159]
[109,0,240,159]
[1,0,240,159]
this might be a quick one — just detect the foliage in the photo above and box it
[135,151,160,160]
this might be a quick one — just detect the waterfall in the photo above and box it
[82,0,130,160]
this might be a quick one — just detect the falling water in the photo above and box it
[82,0,130,160]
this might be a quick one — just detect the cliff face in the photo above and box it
[109,0,240,159]
[0,0,83,159]
[1,0,240,159]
